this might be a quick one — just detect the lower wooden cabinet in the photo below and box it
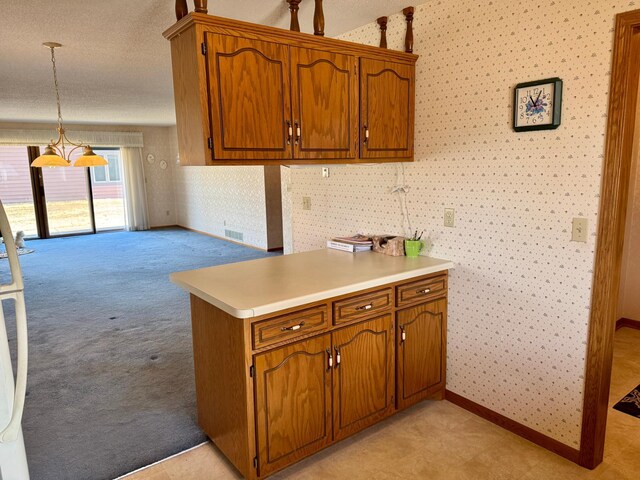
[255,315,394,475]
[332,315,395,441]
[396,298,447,410]
[189,272,447,479]
[254,334,332,477]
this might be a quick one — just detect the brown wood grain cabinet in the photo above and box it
[291,48,358,160]
[189,271,448,479]
[206,34,292,161]
[254,334,333,477]
[396,298,447,409]
[360,58,415,159]
[332,315,395,442]
[164,14,418,166]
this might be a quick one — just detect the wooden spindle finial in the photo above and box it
[193,0,208,14]
[403,6,414,53]
[287,0,302,32]
[377,16,388,49]
[313,0,325,36]
[175,0,188,20]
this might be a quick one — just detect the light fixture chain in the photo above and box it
[49,46,63,129]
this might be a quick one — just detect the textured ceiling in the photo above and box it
[0,0,414,126]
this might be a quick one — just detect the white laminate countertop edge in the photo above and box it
[170,249,454,319]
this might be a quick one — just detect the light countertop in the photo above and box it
[170,249,454,319]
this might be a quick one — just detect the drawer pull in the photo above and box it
[281,321,305,332]
[355,303,373,311]
[416,288,431,295]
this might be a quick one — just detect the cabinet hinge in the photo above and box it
[201,42,207,55]
[207,137,213,149]
[253,456,258,469]
[249,365,255,378]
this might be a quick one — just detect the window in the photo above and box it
[91,152,122,183]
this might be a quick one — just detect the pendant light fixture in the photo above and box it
[31,43,108,168]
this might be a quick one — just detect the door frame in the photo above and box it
[579,9,640,469]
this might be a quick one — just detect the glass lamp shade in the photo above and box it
[74,146,108,167]
[31,145,70,167]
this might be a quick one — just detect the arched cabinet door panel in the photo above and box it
[332,314,395,442]
[206,34,293,160]
[254,333,332,477]
[396,298,447,410]
[290,48,358,159]
[360,58,414,159]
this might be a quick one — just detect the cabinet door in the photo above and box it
[206,33,293,160]
[254,334,332,477]
[290,48,358,159]
[332,315,394,442]
[360,58,414,159]
[396,298,447,410]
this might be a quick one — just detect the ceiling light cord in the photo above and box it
[49,46,64,130]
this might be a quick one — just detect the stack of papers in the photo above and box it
[327,235,373,253]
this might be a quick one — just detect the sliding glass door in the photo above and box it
[0,146,127,238]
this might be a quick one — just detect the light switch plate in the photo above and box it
[302,197,311,210]
[444,208,455,227]
[572,217,588,242]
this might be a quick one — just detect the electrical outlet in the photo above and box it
[302,197,311,210]
[444,208,455,227]
[322,167,330,178]
[572,218,588,242]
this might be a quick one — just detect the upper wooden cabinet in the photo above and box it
[206,34,292,161]
[360,58,415,159]
[291,48,358,160]
[164,13,418,166]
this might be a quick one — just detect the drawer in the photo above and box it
[396,275,447,307]
[333,288,392,325]
[252,306,328,349]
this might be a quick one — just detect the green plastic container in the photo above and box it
[404,240,423,257]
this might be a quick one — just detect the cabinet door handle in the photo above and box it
[281,321,305,332]
[294,122,301,145]
[334,346,341,367]
[416,288,431,295]
[355,303,373,311]
[363,125,369,145]
[400,326,406,344]
[327,349,333,370]
[286,121,293,145]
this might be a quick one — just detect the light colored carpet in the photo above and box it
[1,228,277,480]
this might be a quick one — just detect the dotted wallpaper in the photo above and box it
[287,0,640,448]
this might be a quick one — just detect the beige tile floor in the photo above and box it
[121,327,640,480]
